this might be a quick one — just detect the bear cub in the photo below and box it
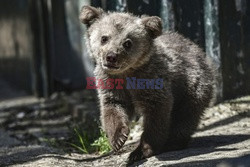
[80,6,214,163]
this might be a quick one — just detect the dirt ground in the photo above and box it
[0,92,250,167]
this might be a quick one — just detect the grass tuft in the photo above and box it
[67,127,111,155]
[91,129,112,154]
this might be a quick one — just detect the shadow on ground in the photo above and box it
[130,134,250,167]
[1,96,250,167]
[168,154,250,167]
[1,134,249,166]
[198,110,250,132]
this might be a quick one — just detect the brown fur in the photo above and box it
[80,6,214,164]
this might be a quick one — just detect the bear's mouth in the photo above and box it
[103,64,119,70]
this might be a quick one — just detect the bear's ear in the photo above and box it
[79,6,104,27]
[141,16,163,38]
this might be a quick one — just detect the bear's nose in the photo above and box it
[106,52,117,63]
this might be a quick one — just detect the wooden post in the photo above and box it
[171,0,205,48]
[219,0,250,100]
[160,0,175,31]
[29,0,50,97]
[204,0,222,102]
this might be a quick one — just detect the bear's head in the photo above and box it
[80,6,162,74]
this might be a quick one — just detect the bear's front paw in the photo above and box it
[110,125,129,151]
[127,142,154,164]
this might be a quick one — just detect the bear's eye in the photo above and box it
[123,39,133,50]
[101,36,109,45]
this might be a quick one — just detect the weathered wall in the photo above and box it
[0,0,33,97]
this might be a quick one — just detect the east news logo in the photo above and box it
[86,77,164,89]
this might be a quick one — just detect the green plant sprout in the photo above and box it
[91,129,112,154]
[68,127,111,155]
